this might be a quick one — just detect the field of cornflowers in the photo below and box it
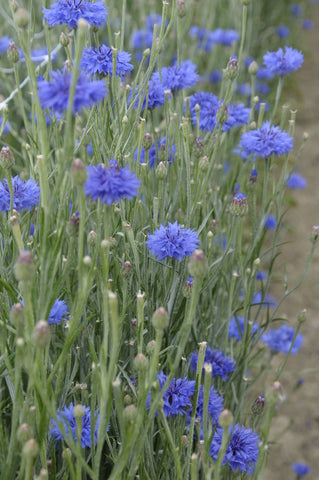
[0,0,317,478]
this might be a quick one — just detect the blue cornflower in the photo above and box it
[276,25,290,38]
[145,13,165,30]
[43,0,108,29]
[189,346,235,381]
[0,118,10,134]
[286,172,307,189]
[0,36,13,55]
[239,121,294,158]
[151,60,198,92]
[0,176,40,212]
[256,82,270,95]
[131,29,154,50]
[19,47,58,64]
[135,137,175,168]
[256,66,275,80]
[81,45,133,77]
[131,78,166,111]
[146,221,199,262]
[48,299,69,325]
[291,4,303,16]
[253,291,277,308]
[147,371,195,417]
[263,47,304,76]
[189,91,220,131]
[85,160,141,206]
[210,424,259,474]
[38,70,107,114]
[50,403,100,448]
[223,103,250,132]
[209,70,222,83]
[302,19,314,30]
[264,214,276,230]
[228,316,259,342]
[262,324,303,354]
[208,28,239,46]
[292,463,311,476]
[256,270,267,281]
[187,385,223,436]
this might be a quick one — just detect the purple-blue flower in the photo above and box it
[0,117,9,134]
[264,214,277,230]
[48,299,69,325]
[262,324,303,354]
[81,45,134,77]
[292,463,311,476]
[239,121,294,158]
[276,26,290,38]
[286,172,307,189]
[189,346,235,381]
[263,47,304,76]
[210,424,259,474]
[253,291,277,308]
[131,29,154,50]
[134,137,175,168]
[151,60,198,92]
[43,0,108,29]
[0,36,13,55]
[302,19,314,30]
[50,403,100,448]
[147,371,195,417]
[256,270,267,281]
[291,4,303,16]
[146,221,199,262]
[131,78,166,111]
[0,176,40,212]
[85,160,141,206]
[38,70,107,114]
[187,385,223,436]
[228,316,259,342]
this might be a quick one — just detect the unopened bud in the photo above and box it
[177,0,187,17]
[248,61,258,76]
[219,409,233,428]
[230,192,248,216]
[134,353,149,371]
[17,423,32,443]
[123,261,133,277]
[183,276,194,298]
[14,250,35,282]
[10,302,24,327]
[192,138,204,159]
[225,56,238,80]
[297,309,307,324]
[310,225,319,243]
[199,156,209,173]
[14,8,30,28]
[71,158,88,186]
[146,340,156,354]
[152,307,169,330]
[142,133,153,150]
[60,32,69,47]
[188,249,208,278]
[88,230,96,247]
[123,404,137,424]
[251,395,265,415]
[7,41,20,63]
[68,213,80,236]
[156,161,167,180]
[33,320,50,348]
[73,404,85,418]
[22,438,39,459]
[0,146,15,169]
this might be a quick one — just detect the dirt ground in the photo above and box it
[263,9,319,480]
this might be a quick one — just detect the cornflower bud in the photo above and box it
[297,309,307,324]
[146,340,156,354]
[22,438,39,459]
[188,249,208,278]
[158,143,167,162]
[14,250,35,282]
[33,320,51,348]
[219,409,233,428]
[230,192,248,216]
[183,276,194,298]
[156,161,167,180]
[177,0,187,17]
[134,353,149,372]
[0,146,15,170]
[123,404,137,424]
[251,395,265,415]
[248,61,259,76]
[199,156,209,173]
[68,213,80,236]
[73,404,85,418]
[7,41,20,63]
[225,56,238,80]
[152,307,169,330]
[59,32,69,47]
[142,133,153,150]
[192,137,204,159]
[88,230,96,247]
[71,158,88,186]
[10,302,24,327]
[14,8,30,28]
[17,423,32,443]
[310,225,319,243]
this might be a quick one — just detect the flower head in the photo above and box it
[81,45,133,77]
[228,316,259,342]
[276,26,290,38]
[0,176,40,212]
[261,324,303,354]
[50,403,99,448]
[151,60,198,92]
[264,214,277,230]
[146,221,199,262]
[187,385,223,437]
[85,160,141,206]
[0,36,13,56]
[147,372,195,417]
[239,121,293,158]
[210,424,259,474]
[292,463,311,477]
[38,70,107,114]
[286,172,307,189]
[189,346,235,381]
[48,299,69,325]
[263,47,304,76]
[43,0,108,29]
[135,137,175,168]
